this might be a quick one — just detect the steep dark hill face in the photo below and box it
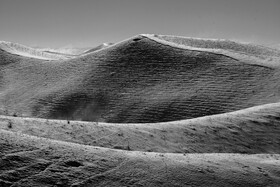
[0,35,280,123]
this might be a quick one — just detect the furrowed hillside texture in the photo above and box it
[1,35,280,123]
[1,35,280,186]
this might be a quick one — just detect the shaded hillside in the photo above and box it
[1,35,280,123]
[0,128,280,187]
[0,41,73,60]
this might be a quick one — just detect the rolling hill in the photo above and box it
[1,127,280,186]
[1,34,280,186]
[1,34,280,123]
[1,101,280,154]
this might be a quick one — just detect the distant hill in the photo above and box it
[82,43,114,54]
[0,41,73,60]
[36,46,91,55]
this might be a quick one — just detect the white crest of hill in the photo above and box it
[141,34,280,67]
[0,41,73,60]
[82,43,114,54]
[37,47,90,55]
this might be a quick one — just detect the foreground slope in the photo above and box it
[1,99,280,186]
[1,128,280,186]
[1,35,280,123]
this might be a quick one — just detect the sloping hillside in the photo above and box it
[144,34,280,67]
[1,35,280,186]
[1,102,280,154]
[144,34,280,58]
[1,127,280,186]
[1,35,280,123]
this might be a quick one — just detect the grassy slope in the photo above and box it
[1,35,280,123]
[0,35,280,186]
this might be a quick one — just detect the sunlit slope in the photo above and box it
[1,102,280,154]
[143,34,280,67]
[1,35,280,123]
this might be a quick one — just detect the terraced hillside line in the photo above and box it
[1,35,280,123]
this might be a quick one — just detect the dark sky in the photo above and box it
[0,0,279,48]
